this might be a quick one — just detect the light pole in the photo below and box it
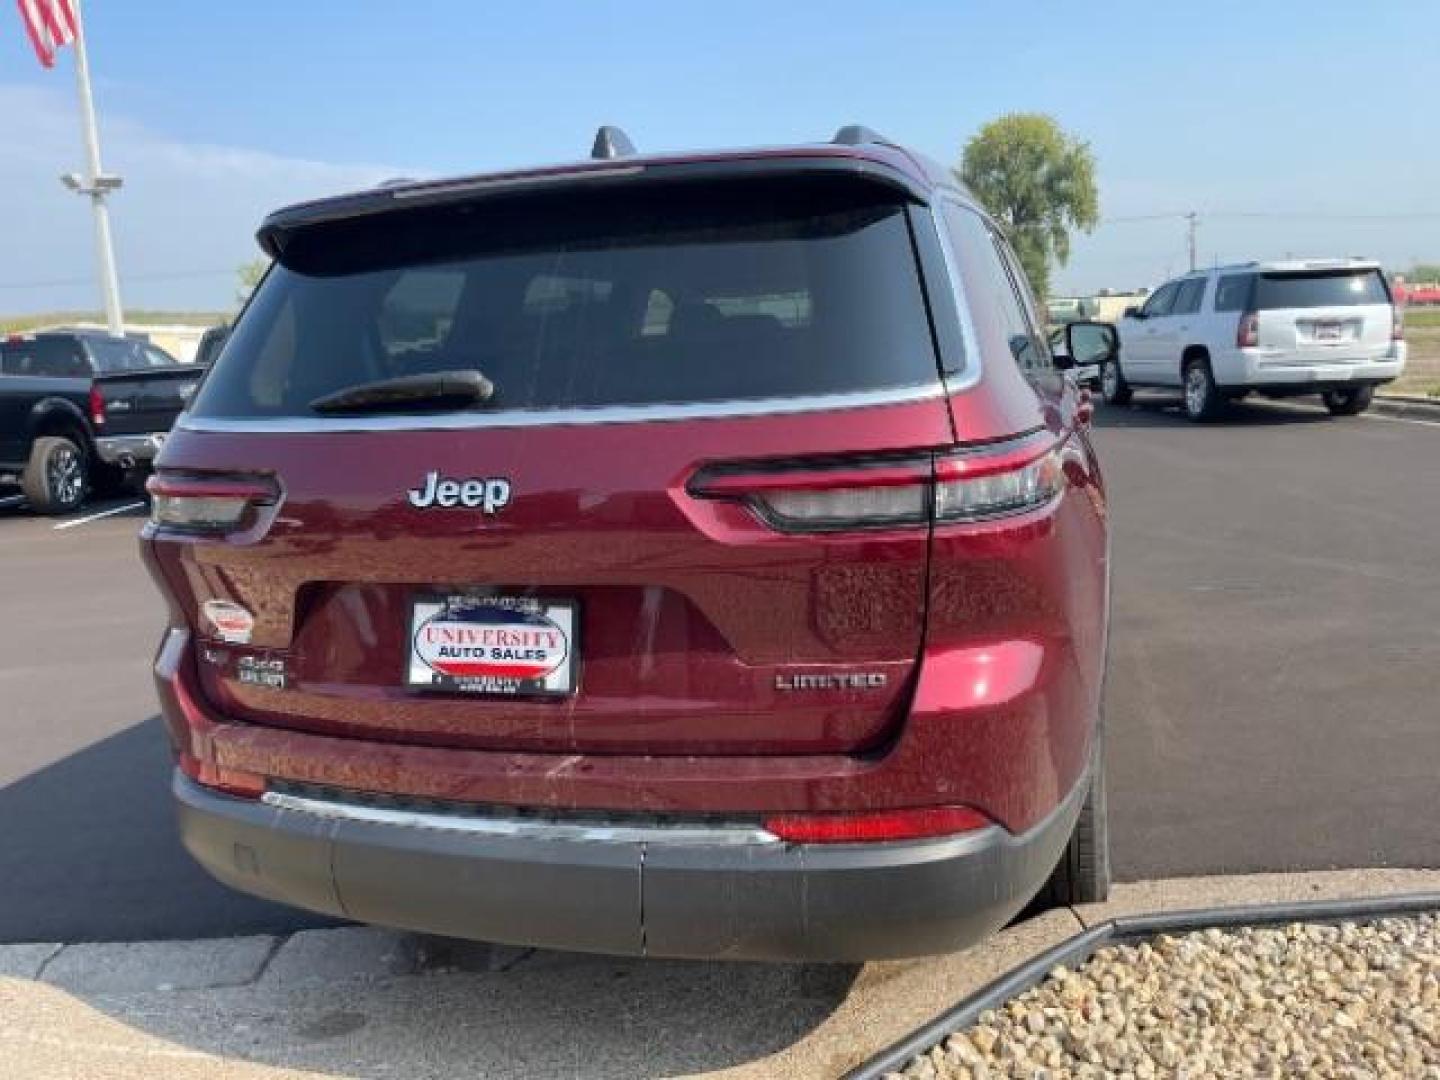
[58,0,125,338]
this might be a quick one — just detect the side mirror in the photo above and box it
[1123,306,1142,319]
[1064,321,1119,367]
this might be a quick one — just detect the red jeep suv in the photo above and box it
[142,126,1112,960]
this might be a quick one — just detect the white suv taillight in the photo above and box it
[689,437,1064,533]
[1392,307,1405,342]
[1237,311,1260,348]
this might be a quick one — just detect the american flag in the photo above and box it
[16,0,78,68]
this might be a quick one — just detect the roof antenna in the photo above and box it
[591,125,637,160]
[832,124,887,146]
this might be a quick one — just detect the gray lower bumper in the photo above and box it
[175,772,1085,961]
[94,433,166,466]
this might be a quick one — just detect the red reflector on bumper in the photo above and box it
[763,806,991,843]
[178,751,265,800]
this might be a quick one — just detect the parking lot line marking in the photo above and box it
[52,501,146,531]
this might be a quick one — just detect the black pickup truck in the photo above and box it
[0,330,206,514]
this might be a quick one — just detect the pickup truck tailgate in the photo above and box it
[95,366,204,437]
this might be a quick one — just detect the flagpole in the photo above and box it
[65,0,125,337]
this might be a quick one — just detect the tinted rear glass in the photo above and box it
[0,338,91,380]
[1253,270,1389,310]
[0,337,89,378]
[191,178,939,419]
[1213,275,1253,312]
[87,338,175,373]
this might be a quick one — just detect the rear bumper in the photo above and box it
[174,765,1086,961]
[95,432,166,466]
[1216,344,1405,388]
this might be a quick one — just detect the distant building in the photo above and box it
[1048,290,1150,327]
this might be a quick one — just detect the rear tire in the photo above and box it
[21,436,88,515]
[1182,358,1224,422]
[1040,734,1110,906]
[1100,358,1132,407]
[1322,385,1374,416]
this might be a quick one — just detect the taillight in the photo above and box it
[146,474,278,535]
[689,437,1063,534]
[1237,311,1260,348]
[699,457,932,531]
[763,805,992,843]
[1392,307,1404,342]
[933,445,1063,523]
[88,385,106,426]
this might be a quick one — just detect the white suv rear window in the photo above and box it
[1252,270,1389,310]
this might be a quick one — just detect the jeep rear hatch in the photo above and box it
[151,170,954,756]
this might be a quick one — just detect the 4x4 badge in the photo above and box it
[408,471,512,514]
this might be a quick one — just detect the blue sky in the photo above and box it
[2,0,1436,314]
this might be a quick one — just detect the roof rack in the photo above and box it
[591,125,637,160]
[832,124,888,146]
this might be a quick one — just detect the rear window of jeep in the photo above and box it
[190,179,940,419]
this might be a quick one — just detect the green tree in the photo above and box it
[958,114,1099,300]
[1408,264,1440,283]
[235,258,269,307]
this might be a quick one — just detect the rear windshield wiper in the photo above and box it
[309,369,495,415]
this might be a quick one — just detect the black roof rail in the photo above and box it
[376,176,418,189]
[591,125,637,160]
[832,124,889,147]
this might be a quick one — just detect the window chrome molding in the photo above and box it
[929,199,985,394]
[177,381,948,434]
[261,790,780,847]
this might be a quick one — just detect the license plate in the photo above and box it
[407,594,577,696]
[1314,321,1342,342]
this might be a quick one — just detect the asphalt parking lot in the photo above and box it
[1,395,1437,944]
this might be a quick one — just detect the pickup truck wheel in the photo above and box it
[1100,358,1132,406]
[1182,359,1224,422]
[1322,385,1374,416]
[1040,734,1110,906]
[21,436,88,514]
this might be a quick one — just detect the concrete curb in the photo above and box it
[1373,393,1440,422]
[0,926,534,995]
[2,870,1439,1080]
[1,869,1436,998]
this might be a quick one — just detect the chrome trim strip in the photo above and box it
[261,791,781,847]
[178,381,947,434]
[929,199,984,393]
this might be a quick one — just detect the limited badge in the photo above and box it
[201,599,255,644]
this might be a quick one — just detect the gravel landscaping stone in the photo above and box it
[892,914,1440,1079]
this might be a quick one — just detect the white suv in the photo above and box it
[1104,259,1407,421]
